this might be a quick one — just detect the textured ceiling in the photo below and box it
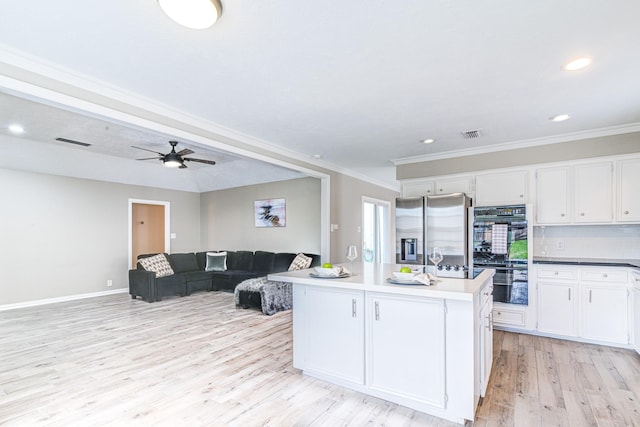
[1,0,639,190]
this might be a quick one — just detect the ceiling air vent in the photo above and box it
[461,129,482,139]
[55,137,91,147]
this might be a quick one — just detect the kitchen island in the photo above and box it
[268,264,495,425]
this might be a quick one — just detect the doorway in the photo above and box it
[362,197,391,264]
[128,199,170,269]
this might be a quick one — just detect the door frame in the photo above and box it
[128,199,171,270]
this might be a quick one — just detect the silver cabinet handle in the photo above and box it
[374,301,380,321]
[560,213,565,217]
[603,274,608,278]
[589,290,592,303]
[568,288,571,300]
[624,210,629,215]
[580,212,585,216]
[352,299,357,317]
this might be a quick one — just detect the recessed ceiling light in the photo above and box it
[550,114,571,122]
[158,0,222,29]
[312,154,322,159]
[8,124,24,134]
[421,138,435,144]
[564,57,592,71]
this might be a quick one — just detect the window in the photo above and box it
[362,197,391,263]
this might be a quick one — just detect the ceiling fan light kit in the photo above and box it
[158,0,222,29]
[133,140,216,169]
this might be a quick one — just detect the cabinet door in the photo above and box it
[475,170,528,207]
[305,287,365,384]
[367,293,446,407]
[435,176,472,195]
[536,166,571,224]
[574,162,613,223]
[538,282,578,336]
[633,287,640,352]
[581,286,628,344]
[403,180,435,197]
[479,300,493,397]
[617,158,640,222]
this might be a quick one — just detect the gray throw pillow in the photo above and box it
[205,251,227,271]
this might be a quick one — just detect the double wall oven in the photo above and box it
[472,205,529,305]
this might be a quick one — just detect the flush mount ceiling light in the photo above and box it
[421,138,435,144]
[550,114,571,122]
[563,57,592,71]
[158,0,222,29]
[8,124,25,134]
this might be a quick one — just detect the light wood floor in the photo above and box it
[1,292,639,426]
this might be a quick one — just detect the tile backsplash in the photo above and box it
[533,224,640,259]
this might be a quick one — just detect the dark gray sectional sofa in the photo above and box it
[129,250,320,302]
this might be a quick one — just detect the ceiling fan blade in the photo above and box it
[132,145,165,155]
[184,157,216,165]
[179,163,188,169]
[136,156,163,160]
[176,148,194,156]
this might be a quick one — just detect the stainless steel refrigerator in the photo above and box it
[425,193,471,275]
[395,197,425,265]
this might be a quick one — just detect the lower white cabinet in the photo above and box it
[293,286,365,384]
[633,274,640,353]
[538,282,578,336]
[478,288,493,396]
[581,285,628,344]
[367,293,446,407]
[536,265,630,345]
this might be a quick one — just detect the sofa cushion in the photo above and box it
[138,254,174,278]
[273,253,296,272]
[205,251,227,271]
[223,251,238,270]
[232,251,254,271]
[289,253,312,271]
[252,251,275,274]
[169,253,200,273]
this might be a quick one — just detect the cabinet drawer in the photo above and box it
[537,267,577,281]
[580,269,628,283]
[493,308,525,326]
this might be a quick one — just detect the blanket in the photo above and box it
[234,277,292,316]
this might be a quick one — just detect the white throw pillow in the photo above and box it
[138,254,174,278]
[288,253,312,271]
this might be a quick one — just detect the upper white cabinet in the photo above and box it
[475,170,528,207]
[535,161,616,225]
[402,181,435,197]
[433,176,473,195]
[402,176,473,198]
[535,166,571,224]
[617,158,640,222]
[574,162,613,223]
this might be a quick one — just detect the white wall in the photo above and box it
[200,177,322,254]
[0,168,201,305]
[533,225,640,259]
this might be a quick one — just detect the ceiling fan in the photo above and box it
[132,140,216,169]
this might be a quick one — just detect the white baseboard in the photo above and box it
[0,288,128,311]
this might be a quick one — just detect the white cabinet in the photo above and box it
[536,265,630,345]
[403,181,435,197]
[367,293,446,407]
[632,271,640,354]
[538,281,578,336]
[402,176,473,197]
[617,158,640,222]
[434,176,473,195]
[574,162,613,223]
[293,286,364,384]
[535,166,571,224]
[579,268,628,344]
[475,170,528,207]
[478,284,493,396]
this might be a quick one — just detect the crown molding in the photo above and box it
[391,123,640,166]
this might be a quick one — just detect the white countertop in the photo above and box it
[268,263,495,302]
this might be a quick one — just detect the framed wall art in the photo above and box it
[254,198,286,227]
